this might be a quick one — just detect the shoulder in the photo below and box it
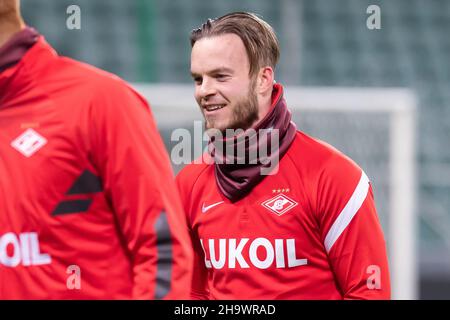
[28,39,144,107]
[176,155,212,193]
[287,130,362,178]
[175,156,213,224]
[286,130,365,217]
[33,45,146,113]
[62,57,144,103]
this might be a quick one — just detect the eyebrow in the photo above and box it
[191,67,234,78]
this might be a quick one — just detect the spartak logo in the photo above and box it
[261,194,298,216]
[11,128,47,157]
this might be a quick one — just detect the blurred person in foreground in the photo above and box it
[176,12,391,299]
[0,0,192,299]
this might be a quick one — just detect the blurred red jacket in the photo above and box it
[0,34,192,299]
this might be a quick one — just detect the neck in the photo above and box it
[0,13,25,49]
[252,89,274,129]
[257,99,272,124]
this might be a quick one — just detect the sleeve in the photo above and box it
[314,153,391,299]
[89,79,193,299]
[175,169,210,300]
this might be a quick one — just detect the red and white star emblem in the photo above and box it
[261,194,298,216]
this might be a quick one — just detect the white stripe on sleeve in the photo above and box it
[324,171,370,253]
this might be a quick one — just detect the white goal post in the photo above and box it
[133,84,418,300]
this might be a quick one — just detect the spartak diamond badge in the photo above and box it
[262,194,298,216]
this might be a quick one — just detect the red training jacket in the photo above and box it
[176,97,390,300]
[0,37,192,299]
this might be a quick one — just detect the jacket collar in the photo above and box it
[0,34,57,109]
[0,26,39,72]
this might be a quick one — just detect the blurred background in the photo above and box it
[21,0,450,299]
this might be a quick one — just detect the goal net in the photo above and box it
[133,84,418,300]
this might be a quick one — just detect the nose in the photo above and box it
[197,77,217,100]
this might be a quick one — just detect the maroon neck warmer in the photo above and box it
[210,84,297,203]
[0,27,39,73]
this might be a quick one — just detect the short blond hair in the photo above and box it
[190,12,280,77]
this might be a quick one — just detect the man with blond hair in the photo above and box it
[177,12,390,300]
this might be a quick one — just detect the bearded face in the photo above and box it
[204,77,259,133]
[191,34,262,134]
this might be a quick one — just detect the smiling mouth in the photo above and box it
[204,104,226,112]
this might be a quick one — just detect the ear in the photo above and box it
[256,66,274,95]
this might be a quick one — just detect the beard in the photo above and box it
[0,0,17,16]
[204,79,259,134]
[227,86,259,132]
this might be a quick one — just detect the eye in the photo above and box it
[216,74,229,81]
[193,77,202,85]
